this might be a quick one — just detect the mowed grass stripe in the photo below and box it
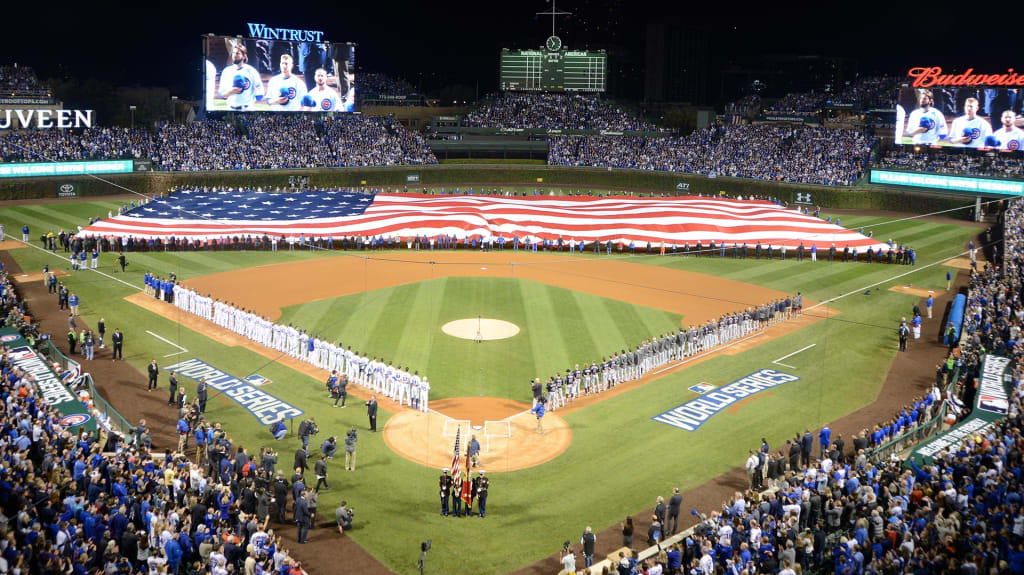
[631,300,683,340]
[546,286,600,369]
[601,297,655,350]
[392,279,444,370]
[18,205,90,230]
[492,277,536,398]
[520,280,571,376]
[363,285,413,359]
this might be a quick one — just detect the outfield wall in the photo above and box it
[0,165,976,219]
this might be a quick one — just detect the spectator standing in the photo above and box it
[580,526,596,569]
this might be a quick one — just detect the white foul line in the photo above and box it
[146,330,188,357]
[772,343,816,369]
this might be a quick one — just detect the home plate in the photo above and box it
[481,267,487,270]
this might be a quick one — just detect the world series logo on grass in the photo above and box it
[244,374,272,387]
[166,358,303,424]
[653,369,800,431]
[688,383,716,394]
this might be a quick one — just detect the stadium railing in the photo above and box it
[39,339,135,440]
[865,362,960,463]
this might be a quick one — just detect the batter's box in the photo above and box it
[442,418,471,437]
[484,420,512,453]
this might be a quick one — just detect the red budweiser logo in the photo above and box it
[908,67,1024,88]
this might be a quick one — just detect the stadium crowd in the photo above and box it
[0,127,155,163]
[762,92,825,117]
[464,93,666,132]
[549,124,875,186]
[0,115,438,169]
[0,264,331,575]
[724,95,762,117]
[570,205,1024,575]
[877,150,1024,179]
[830,76,900,110]
[0,64,46,94]
[355,73,417,98]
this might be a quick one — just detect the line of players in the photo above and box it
[166,283,430,412]
[537,295,803,411]
[903,90,1024,150]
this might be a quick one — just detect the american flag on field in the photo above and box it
[79,189,890,251]
[450,426,463,495]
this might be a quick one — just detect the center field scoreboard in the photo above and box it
[500,37,606,92]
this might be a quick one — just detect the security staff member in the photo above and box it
[439,468,452,516]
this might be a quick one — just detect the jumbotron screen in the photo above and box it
[895,86,1023,151]
[500,48,607,92]
[204,35,355,112]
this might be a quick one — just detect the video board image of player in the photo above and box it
[895,86,1022,150]
[204,35,355,113]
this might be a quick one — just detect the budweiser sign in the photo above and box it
[907,67,1024,88]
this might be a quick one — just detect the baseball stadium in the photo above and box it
[0,6,1022,575]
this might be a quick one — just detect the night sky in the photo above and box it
[5,0,1015,102]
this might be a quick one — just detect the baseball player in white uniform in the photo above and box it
[905,89,948,145]
[990,110,1024,151]
[397,368,412,407]
[949,98,993,148]
[219,44,264,111]
[266,55,307,111]
[419,376,430,412]
[302,69,340,112]
[409,371,421,410]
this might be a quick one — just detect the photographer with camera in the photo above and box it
[321,436,338,460]
[335,501,353,535]
[344,428,358,471]
[560,541,577,575]
[298,417,318,450]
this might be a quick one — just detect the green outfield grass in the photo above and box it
[276,277,681,400]
[0,199,980,574]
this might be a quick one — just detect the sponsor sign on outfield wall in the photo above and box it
[0,160,134,179]
[166,358,303,425]
[870,170,1024,195]
[652,369,800,431]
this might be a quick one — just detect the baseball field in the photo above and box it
[0,194,981,575]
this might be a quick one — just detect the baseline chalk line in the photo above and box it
[772,344,816,369]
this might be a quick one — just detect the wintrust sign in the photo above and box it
[246,23,325,42]
[0,109,94,130]
[907,67,1024,88]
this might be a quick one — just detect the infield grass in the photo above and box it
[0,199,981,574]
[277,277,681,400]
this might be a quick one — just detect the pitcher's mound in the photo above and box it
[383,397,570,472]
[441,318,520,341]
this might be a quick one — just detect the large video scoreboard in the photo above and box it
[500,38,606,92]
